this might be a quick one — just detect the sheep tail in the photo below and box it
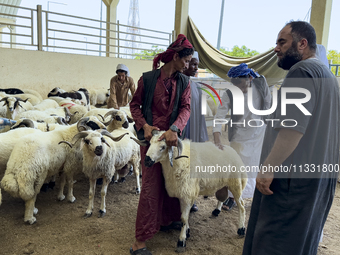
[1,173,20,198]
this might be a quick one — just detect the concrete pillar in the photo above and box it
[102,0,119,57]
[174,0,189,39]
[310,0,333,50]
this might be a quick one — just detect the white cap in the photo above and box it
[192,51,199,62]
[116,64,130,76]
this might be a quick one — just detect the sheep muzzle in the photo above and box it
[144,156,155,167]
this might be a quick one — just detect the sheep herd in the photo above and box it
[0,86,246,252]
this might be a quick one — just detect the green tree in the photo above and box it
[220,45,259,57]
[134,45,165,60]
[327,50,340,76]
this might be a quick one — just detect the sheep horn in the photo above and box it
[63,107,72,122]
[151,130,159,136]
[168,146,174,167]
[100,129,128,142]
[98,114,105,121]
[174,139,188,160]
[56,117,68,125]
[58,141,73,148]
[103,110,118,126]
[77,117,90,131]
[130,137,149,147]
[16,97,29,103]
[71,131,90,144]
[11,119,35,129]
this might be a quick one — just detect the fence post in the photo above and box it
[172,30,176,43]
[37,5,43,51]
[117,20,120,58]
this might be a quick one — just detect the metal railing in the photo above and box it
[0,3,173,59]
[330,64,340,76]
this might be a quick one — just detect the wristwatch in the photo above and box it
[170,124,179,133]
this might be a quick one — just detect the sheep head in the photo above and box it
[77,116,106,132]
[11,118,35,129]
[59,129,128,156]
[131,130,187,168]
[1,97,29,119]
[104,109,132,128]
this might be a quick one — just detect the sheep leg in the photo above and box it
[229,185,246,237]
[66,173,76,203]
[57,172,66,201]
[113,172,119,183]
[24,195,37,225]
[132,160,141,194]
[85,179,96,218]
[99,177,109,218]
[211,201,223,218]
[176,199,191,253]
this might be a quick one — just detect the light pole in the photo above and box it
[47,1,67,52]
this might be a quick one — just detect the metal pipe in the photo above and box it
[216,0,225,50]
[37,5,42,51]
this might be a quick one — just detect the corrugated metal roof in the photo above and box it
[0,0,22,21]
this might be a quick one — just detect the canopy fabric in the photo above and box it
[187,17,287,86]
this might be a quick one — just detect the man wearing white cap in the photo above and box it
[107,64,136,109]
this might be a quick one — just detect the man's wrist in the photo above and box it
[169,124,179,133]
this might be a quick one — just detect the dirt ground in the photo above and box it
[0,126,339,255]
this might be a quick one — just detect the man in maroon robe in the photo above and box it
[130,34,194,255]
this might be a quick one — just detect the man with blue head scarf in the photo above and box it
[213,63,272,211]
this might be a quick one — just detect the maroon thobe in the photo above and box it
[130,68,191,242]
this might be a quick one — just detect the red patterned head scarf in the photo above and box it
[152,34,193,70]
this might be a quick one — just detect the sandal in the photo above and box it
[222,198,236,211]
[190,203,198,213]
[160,221,183,232]
[130,247,152,255]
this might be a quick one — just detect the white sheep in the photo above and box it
[59,128,141,218]
[59,99,88,124]
[10,118,67,132]
[22,89,44,102]
[131,131,247,252]
[33,99,59,111]
[0,116,106,224]
[15,107,74,124]
[0,128,42,177]
[0,96,34,120]
[88,88,110,106]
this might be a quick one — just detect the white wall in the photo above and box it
[0,48,153,98]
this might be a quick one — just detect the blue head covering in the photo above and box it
[227,63,259,78]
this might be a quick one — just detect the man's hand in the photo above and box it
[256,171,274,195]
[159,129,178,147]
[143,124,160,141]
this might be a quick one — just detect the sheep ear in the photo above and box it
[168,146,174,167]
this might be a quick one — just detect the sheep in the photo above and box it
[56,110,136,203]
[22,89,43,102]
[0,116,106,224]
[47,87,66,97]
[0,88,24,94]
[59,128,141,218]
[87,88,110,106]
[10,118,67,132]
[0,128,42,177]
[0,97,34,120]
[33,99,59,111]
[12,93,41,106]
[59,99,88,124]
[103,110,136,136]
[131,131,247,252]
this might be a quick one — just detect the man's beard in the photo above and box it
[277,43,302,70]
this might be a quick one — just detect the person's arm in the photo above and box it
[159,82,191,147]
[107,77,119,109]
[130,77,159,141]
[212,91,230,150]
[256,129,303,195]
[129,77,136,97]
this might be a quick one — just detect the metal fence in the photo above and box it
[0,3,173,59]
[330,64,340,76]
